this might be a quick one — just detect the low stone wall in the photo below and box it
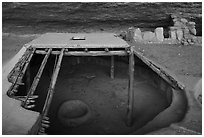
[124,27,164,44]
[119,14,201,45]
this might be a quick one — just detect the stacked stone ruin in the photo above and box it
[121,14,199,45]
[125,27,164,43]
[169,14,197,45]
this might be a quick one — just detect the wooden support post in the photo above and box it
[126,46,135,127]
[110,56,114,79]
[38,48,64,134]
[22,48,52,107]
[26,64,31,92]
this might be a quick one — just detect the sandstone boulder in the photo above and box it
[133,28,142,41]
[155,27,164,42]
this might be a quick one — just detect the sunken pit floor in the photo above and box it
[32,56,169,135]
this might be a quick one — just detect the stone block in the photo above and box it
[170,30,177,40]
[169,26,179,31]
[133,28,142,41]
[188,21,196,26]
[180,18,188,24]
[174,21,183,27]
[189,27,196,36]
[170,14,177,19]
[126,27,135,41]
[142,31,156,41]
[176,29,183,41]
[183,28,190,35]
[155,27,164,42]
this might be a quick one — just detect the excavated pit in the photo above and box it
[14,52,187,135]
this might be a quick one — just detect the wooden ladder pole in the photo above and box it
[126,46,135,126]
[22,48,52,107]
[38,48,64,134]
[110,56,114,79]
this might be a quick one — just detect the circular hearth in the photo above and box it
[57,100,92,128]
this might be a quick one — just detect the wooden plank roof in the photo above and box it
[26,33,129,48]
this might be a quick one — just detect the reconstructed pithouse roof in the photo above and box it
[26,33,129,48]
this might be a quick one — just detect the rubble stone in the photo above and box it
[183,28,190,39]
[119,31,127,40]
[155,27,164,42]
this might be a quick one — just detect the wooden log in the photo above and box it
[22,48,52,107]
[16,48,35,88]
[126,46,135,126]
[26,44,129,49]
[35,50,127,56]
[110,56,114,79]
[7,47,34,83]
[7,48,35,96]
[26,64,31,92]
[18,48,35,80]
[39,48,64,133]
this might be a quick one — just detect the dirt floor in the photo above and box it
[2,33,202,134]
[44,59,169,134]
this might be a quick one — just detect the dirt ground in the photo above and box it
[2,33,202,134]
[130,42,202,91]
